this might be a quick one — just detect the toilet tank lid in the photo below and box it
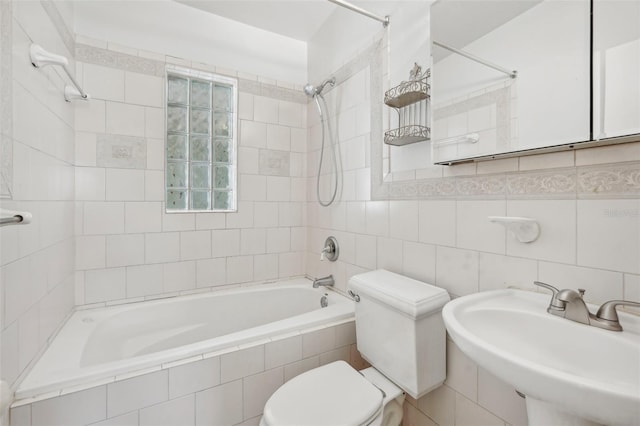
[349,270,450,319]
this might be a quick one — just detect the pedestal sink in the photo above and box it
[442,289,640,426]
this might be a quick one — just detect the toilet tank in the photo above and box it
[349,270,450,399]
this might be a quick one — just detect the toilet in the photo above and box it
[260,269,450,426]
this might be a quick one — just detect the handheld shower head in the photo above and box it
[303,77,336,98]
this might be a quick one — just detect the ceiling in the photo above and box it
[174,0,339,41]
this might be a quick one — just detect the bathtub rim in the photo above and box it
[13,279,355,405]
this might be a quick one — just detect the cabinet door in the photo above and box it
[431,0,591,164]
[593,0,640,139]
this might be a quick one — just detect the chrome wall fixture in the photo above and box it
[327,0,389,27]
[0,209,32,227]
[433,41,517,79]
[29,44,90,102]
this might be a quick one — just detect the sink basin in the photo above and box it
[442,289,640,426]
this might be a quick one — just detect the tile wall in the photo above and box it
[0,2,76,420]
[306,38,640,426]
[73,38,308,306]
[10,321,361,426]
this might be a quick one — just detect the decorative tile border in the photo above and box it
[76,44,306,104]
[578,162,640,198]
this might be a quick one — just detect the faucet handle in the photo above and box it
[596,300,640,323]
[533,281,565,311]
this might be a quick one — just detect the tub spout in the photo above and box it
[313,275,335,288]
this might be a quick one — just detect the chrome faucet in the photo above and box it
[313,275,335,288]
[534,281,640,331]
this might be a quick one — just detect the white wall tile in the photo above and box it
[76,168,106,201]
[240,120,267,148]
[266,124,291,152]
[243,367,284,419]
[145,107,165,139]
[145,232,180,264]
[239,175,266,201]
[107,370,168,418]
[389,201,419,241]
[417,384,456,426]
[254,96,279,124]
[539,261,623,304]
[253,254,279,281]
[376,237,403,273]
[169,356,221,399]
[240,229,266,255]
[278,100,303,127]
[266,176,290,201]
[195,213,226,230]
[284,356,320,382]
[126,264,163,298]
[106,234,145,267]
[265,335,302,369]
[180,231,212,260]
[227,256,254,284]
[125,202,162,233]
[31,386,107,426]
[212,229,240,257]
[457,200,506,254]
[436,246,479,297]
[84,202,124,235]
[253,202,279,228]
[106,102,145,137]
[227,201,254,229]
[163,212,195,232]
[507,200,576,264]
[302,327,335,358]
[577,199,640,274]
[85,268,126,303]
[238,147,259,175]
[76,235,106,270]
[82,63,125,102]
[479,253,538,292]
[355,234,377,270]
[75,132,97,167]
[445,340,478,402]
[106,169,145,201]
[125,72,163,107]
[195,380,243,426]
[145,170,165,201]
[75,99,106,133]
[88,411,139,426]
[455,392,506,426]
[196,258,226,288]
[163,261,196,292]
[402,241,436,284]
[139,394,194,426]
[221,345,264,383]
[575,141,640,166]
[279,252,304,277]
[365,201,389,237]
[239,92,254,120]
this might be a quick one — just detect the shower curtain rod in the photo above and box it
[433,41,517,79]
[328,0,390,27]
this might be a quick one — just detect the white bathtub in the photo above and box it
[16,278,354,400]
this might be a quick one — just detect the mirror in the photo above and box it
[593,0,640,140]
[431,0,591,164]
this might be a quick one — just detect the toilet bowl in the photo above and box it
[260,270,450,426]
[260,361,404,426]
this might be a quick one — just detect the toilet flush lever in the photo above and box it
[348,290,360,302]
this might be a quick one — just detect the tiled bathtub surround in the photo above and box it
[10,321,360,426]
[73,40,308,306]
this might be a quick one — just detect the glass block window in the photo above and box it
[166,66,237,212]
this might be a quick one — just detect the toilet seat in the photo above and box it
[262,361,384,426]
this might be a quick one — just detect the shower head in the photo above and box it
[303,77,336,98]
